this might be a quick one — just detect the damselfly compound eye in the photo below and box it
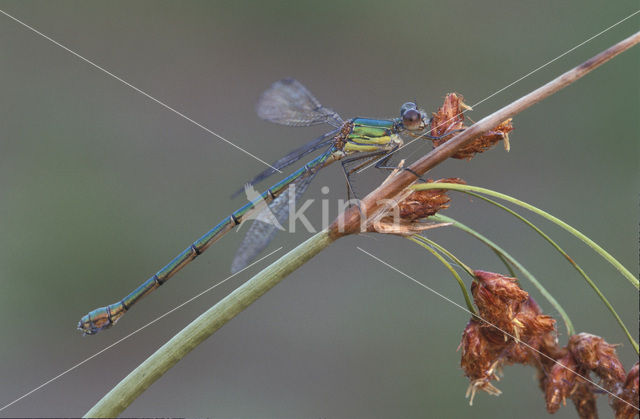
[402,108,422,130]
[400,102,417,116]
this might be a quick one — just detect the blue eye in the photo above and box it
[400,102,417,116]
[403,109,420,123]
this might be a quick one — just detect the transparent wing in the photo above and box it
[230,171,317,273]
[231,130,337,198]
[256,79,343,128]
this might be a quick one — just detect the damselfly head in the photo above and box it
[400,102,427,131]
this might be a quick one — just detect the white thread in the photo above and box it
[356,9,640,173]
[0,9,282,173]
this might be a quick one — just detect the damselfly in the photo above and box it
[78,79,458,335]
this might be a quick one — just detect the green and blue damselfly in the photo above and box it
[78,79,457,335]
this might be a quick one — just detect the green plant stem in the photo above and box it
[407,236,477,315]
[463,191,639,354]
[84,230,334,418]
[430,214,575,336]
[414,183,638,290]
[493,249,517,278]
[412,235,475,278]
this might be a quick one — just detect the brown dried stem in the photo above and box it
[329,31,640,239]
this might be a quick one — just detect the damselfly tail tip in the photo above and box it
[77,307,114,336]
[77,318,98,336]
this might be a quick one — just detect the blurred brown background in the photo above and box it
[1,1,638,417]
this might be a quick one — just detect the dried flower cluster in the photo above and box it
[397,178,466,221]
[430,93,514,159]
[613,363,640,418]
[460,271,560,402]
[459,270,639,418]
[367,177,464,235]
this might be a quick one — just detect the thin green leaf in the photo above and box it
[413,183,638,289]
[407,236,477,315]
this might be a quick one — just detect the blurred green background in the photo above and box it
[1,1,638,417]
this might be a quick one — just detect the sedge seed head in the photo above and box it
[430,93,514,159]
[398,178,465,221]
[612,362,639,418]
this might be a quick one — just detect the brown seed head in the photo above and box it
[459,273,635,417]
[612,362,639,419]
[517,297,566,360]
[514,300,557,346]
[545,352,582,413]
[430,93,467,138]
[472,270,529,332]
[430,93,514,159]
[398,178,466,221]
[460,319,501,381]
[459,319,504,404]
[569,333,626,392]
[459,272,580,407]
[571,381,599,419]
[502,297,559,365]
